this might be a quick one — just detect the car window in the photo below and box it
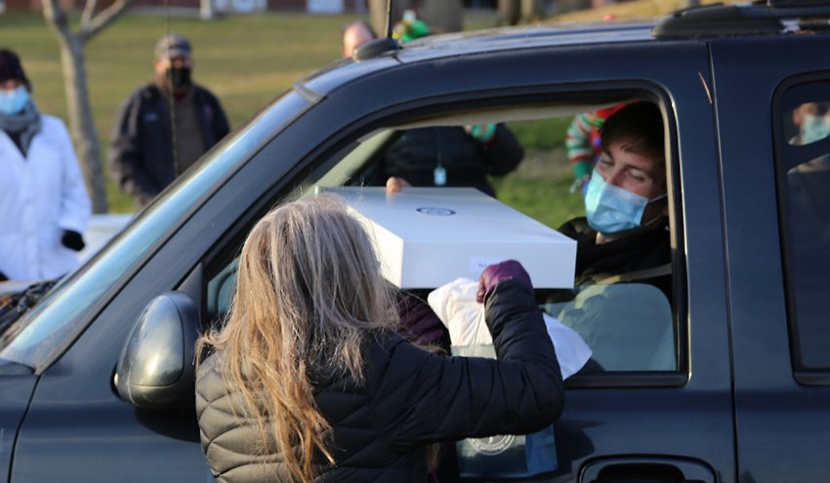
[205,96,680,378]
[775,79,830,372]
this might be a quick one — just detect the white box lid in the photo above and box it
[323,187,576,289]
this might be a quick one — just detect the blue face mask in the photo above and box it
[0,87,30,116]
[584,170,666,235]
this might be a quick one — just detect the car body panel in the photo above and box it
[711,34,830,483]
[0,376,36,483]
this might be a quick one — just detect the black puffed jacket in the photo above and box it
[195,280,563,483]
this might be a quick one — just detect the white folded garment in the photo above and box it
[427,278,592,380]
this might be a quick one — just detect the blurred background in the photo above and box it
[0,0,737,216]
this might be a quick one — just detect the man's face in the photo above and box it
[596,140,666,199]
[0,79,24,92]
[595,139,668,226]
[343,23,375,58]
[154,55,193,78]
[793,102,830,145]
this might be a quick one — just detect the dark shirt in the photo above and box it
[363,125,524,197]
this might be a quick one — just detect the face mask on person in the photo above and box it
[800,113,830,145]
[584,169,667,235]
[0,86,30,116]
[166,66,192,89]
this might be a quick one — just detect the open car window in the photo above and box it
[206,95,680,380]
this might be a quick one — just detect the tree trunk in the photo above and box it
[200,0,216,20]
[42,0,134,213]
[520,0,544,22]
[420,0,463,33]
[498,0,520,25]
[57,38,108,214]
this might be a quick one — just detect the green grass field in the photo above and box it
[0,9,586,225]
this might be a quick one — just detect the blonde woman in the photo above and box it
[195,194,563,483]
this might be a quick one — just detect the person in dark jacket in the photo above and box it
[370,125,524,197]
[109,34,230,209]
[195,194,563,483]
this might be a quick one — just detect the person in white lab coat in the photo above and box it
[0,49,91,281]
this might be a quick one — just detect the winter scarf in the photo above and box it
[0,101,42,157]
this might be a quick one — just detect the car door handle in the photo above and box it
[580,457,716,483]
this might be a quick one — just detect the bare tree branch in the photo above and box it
[41,0,72,44]
[78,0,135,42]
[81,0,100,29]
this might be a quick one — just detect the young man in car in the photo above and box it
[559,101,671,295]
[387,101,670,291]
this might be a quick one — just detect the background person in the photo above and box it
[195,195,563,483]
[0,49,91,281]
[342,19,376,58]
[363,14,524,197]
[109,33,230,209]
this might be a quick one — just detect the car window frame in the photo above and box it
[771,70,830,386]
[199,81,689,389]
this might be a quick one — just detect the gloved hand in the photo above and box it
[61,230,85,252]
[476,260,532,303]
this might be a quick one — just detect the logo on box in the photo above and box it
[416,207,456,216]
[468,434,516,455]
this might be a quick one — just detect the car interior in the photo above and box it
[205,95,681,377]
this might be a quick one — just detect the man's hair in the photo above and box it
[600,101,665,166]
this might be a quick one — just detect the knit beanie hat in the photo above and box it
[0,49,30,88]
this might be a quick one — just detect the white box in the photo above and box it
[323,187,576,289]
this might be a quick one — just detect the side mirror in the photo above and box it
[115,292,200,409]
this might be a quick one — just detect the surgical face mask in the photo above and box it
[0,86,30,116]
[166,66,191,89]
[584,170,666,235]
[800,113,830,145]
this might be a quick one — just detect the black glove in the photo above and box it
[61,230,86,252]
[0,270,7,282]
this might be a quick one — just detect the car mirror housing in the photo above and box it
[115,292,199,410]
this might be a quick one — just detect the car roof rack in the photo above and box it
[653,1,830,39]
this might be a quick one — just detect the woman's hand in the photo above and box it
[476,260,532,303]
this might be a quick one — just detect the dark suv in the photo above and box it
[1,2,830,482]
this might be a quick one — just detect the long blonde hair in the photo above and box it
[198,194,399,483]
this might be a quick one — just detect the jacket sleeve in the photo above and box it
[482,124,524,177]
[55,119,91,233]
[379,279,563,449]
[108,93,159,205]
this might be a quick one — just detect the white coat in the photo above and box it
[0,114,91,280]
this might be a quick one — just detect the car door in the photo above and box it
[711,33,830,483]
[6,35,732,483]
[194,38,734,483]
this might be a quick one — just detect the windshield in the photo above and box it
[0,90,311,372]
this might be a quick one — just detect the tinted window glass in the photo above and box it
[776,80,830,370]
